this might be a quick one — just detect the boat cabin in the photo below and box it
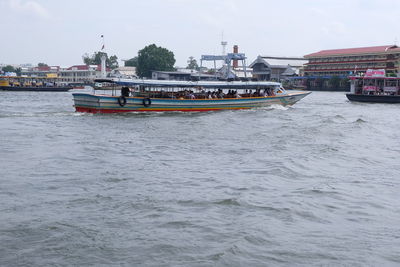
[350,76,400,96]
[93,79,287,100]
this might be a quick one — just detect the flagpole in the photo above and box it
[100,35,106,77]
[101,35,105,52]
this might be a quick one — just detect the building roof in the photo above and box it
[31,66,60,71]
[305,45,400,58]
[67,65,91,70]
[249,56,306,69]
[66,64,110,71]
[249,56,269,68]
[260,56,307,67]
[152,71,191,75]
[281,67,297,76]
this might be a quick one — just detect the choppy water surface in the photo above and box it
[1,90,400,266]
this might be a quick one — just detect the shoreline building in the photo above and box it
[21,66,60,77]
[20,64,112,83]
[249,56,307,81]
[58,65,112,83]
[304,45,400,77]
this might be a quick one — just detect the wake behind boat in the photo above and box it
[72,78,311,113]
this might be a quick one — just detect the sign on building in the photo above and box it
[365,69,385,78]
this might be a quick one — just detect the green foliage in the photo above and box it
[341,77,349,87]
[206,69,216,74]
[125,57,138,67]
[186,56,199,70]
[136,44,175,78]
[2,65,16,73]
[38,63,48,67]
[82,52,119,69]
[15,68,21,76]
[109,55,119,69]
[281,80,290,87]
[329,75,341,88]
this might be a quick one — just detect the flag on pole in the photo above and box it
[101,35,105,50]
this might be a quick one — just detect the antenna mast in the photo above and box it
[221,31,227,55]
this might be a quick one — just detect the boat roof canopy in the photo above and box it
[95,78,281,89]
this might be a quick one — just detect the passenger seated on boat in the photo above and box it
[261,90,267,97]
[217,89,224,99]
[121,86,130,97]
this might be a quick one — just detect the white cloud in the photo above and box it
[8,0,50,19]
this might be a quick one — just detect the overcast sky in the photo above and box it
[1,0,399,67]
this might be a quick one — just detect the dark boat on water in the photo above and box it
[346,94,400,103]
[0,76,72,92]
[346,69,400,103]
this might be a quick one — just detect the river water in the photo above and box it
[1,90,400,266]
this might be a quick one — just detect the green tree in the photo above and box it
[109,55,119,69]
[15,67,22,76]
[2,65,16,73]
[82,52,119,69]
[136,44,175,78]
[38,63,48,67]
[186,56,199,70]
[125,57,138,67]
[206,69,216,74]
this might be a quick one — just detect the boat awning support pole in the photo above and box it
[214,60,217,80]
[199,59,202,80]
[243,59,247,78]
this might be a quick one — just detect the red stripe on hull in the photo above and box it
[74,106,246,113]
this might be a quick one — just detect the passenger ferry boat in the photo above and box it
[72,78,311,113]
[0,76,72,92]
[346,69,400,103]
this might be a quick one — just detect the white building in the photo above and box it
[58,65,110,83]
[109,66,137,78]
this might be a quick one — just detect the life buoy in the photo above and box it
[143,98,151,107]
[118,96,127,107]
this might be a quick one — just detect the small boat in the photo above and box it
[346,69,400,103]
[0,76,72,92]
[72,78,311,113]
[68,82,94,90]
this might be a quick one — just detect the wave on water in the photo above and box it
[213,198,241,206]
[0,111,78,118]
[354,118,367,123]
